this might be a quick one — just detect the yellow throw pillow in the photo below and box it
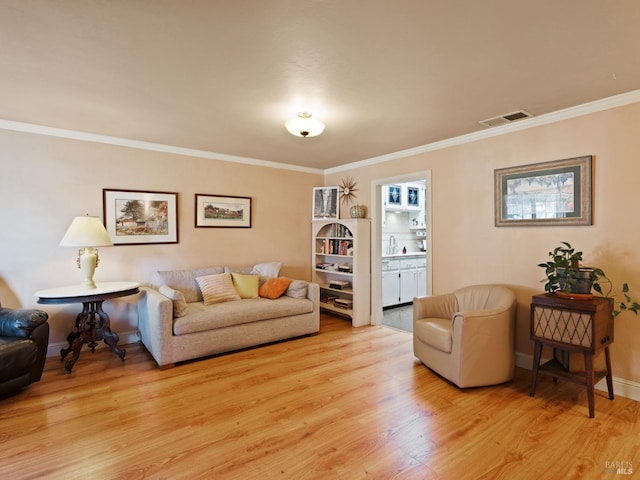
[196,272,241,305]
[258,277,292,299]
[231,272,259,299]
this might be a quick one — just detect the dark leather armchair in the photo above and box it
[0,301,49,395]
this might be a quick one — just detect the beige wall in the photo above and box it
[0,129,322,346]
[2,102,640,389]
[326,102,640,385]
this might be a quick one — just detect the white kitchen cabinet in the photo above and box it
[415,256,427,298]
[382,270,400,307]
[416,266,427,298]
[400,270,418,303]
[381,255,427,307]
[382,258,400,307]
[383,184,424,211]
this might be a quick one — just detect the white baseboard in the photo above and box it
[516,352,640,402]
[46,330,141,359]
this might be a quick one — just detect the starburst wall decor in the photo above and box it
[339,177,358,205]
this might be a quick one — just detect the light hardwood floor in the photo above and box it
[1,314,638,479]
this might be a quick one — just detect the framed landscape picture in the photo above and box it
[494,156,592,227]
[103,189,179,245]
[195,194,252,228]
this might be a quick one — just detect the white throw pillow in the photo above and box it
[195,273,241,305]
[285,279,308,299]
[251,262,282,283]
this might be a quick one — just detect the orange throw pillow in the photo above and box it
[259,277,292,299]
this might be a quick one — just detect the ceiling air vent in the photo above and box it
[480,110,533,128]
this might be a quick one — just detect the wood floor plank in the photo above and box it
[1,314,639,479]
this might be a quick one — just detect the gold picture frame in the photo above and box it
[494,156,592,227]
[103,188,179,245]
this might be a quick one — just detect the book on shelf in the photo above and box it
[329,280,352,290]
[316,263,334,270]
[319,238,353,255]
[321,295,338,304]
[334,298,353,309]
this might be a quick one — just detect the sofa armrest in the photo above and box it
[137,287,174,366]
[29,321,50,382]
[306,282,320,307]
[0,307,48,338]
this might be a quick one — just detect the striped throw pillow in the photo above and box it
[196,272,241,305]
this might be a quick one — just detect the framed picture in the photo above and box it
[103,189,179,245]
[313,187,339,220]
[494,155,592,227]
[195,194,251,228]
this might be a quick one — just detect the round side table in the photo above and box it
[35,281,140,373]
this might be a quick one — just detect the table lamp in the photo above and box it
[60,215,113,289]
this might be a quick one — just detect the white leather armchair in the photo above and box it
[413,284,516,388]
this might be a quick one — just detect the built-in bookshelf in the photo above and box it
[312,219,371,327]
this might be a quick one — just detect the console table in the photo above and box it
[36,281,140,373]
[529,293,614,418]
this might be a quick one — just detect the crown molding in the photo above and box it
[325,89,640,175]
[2,89,638,177]
[0,119,324,175]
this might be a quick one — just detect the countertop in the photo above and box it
[382,252,426,259]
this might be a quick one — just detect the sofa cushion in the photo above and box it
[259,277,292,299]
[158,285,188,317]
[231,273,259,299]
[153,267,224,303]
[196,273,241,305]
[173,297,314,335]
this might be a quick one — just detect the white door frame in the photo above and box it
[369,171,433,325]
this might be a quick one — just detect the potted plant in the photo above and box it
[538,241,640,317]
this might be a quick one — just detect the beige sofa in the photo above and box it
[413,284,516,388]
[137,265,320,368]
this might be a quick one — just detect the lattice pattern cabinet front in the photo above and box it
[529,293,614,418]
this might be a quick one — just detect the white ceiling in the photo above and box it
[1,1,639,171]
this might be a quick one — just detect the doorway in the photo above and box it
[370,171,432,328]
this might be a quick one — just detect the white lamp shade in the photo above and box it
[285,113,325,137]
[60,216,113,247]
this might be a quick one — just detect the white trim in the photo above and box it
[0,119,323,175]
[325,89,640,175]
[2,90,638,176]
[516,352,640,402]
[370,171,432,326]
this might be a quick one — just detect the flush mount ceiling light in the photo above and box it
[285,112,325,138]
